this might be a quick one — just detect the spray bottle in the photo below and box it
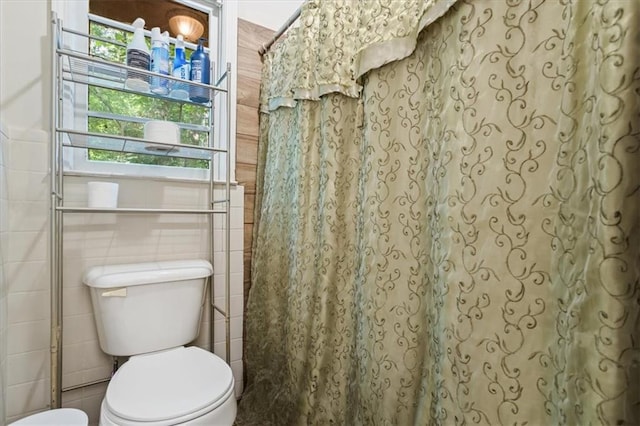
[170,35,190,100]
[189,38,210,103]
[125,18,150,92]
[150,28,170,95]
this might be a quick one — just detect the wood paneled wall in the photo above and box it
[236,19,274,310]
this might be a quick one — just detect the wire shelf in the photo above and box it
[59,48,226,105]
[59,128,227,161]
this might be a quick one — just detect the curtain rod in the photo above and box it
[258,5,302,56]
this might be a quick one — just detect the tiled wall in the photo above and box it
[4,128,51,424]
[0,123,8,424]
[3,126,244,425]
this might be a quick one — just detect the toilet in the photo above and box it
[9,408,88,425]
[83,260,236,425]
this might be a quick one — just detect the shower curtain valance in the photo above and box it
[261,0,459,113]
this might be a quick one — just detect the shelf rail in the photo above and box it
[50,12,63,410]
[224,62,232,365]
[57,47,229,93]
[57,128,226,162]
[56,207,228,214]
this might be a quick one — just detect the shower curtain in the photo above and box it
[238,0,640,424]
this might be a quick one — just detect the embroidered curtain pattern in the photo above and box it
[240,0,640,424]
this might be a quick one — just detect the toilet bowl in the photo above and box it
[9,408,88,425]
[99,346,236,425]
[83,260,237,425]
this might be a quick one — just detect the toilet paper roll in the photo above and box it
[87,181,119,208]
[144,120,180,151]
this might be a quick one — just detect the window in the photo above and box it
[53,0,238,182]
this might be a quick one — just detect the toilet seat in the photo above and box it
[104,346,234,423]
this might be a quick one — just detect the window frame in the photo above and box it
[52,0,238,183]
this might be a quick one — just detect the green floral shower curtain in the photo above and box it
[238,0,640,424]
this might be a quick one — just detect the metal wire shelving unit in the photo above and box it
[49,12,232,408]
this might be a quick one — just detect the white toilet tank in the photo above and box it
[83,260,213,356]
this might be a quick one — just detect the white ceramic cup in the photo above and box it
[87,181,119,208]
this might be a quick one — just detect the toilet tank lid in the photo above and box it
[83,260,213,289]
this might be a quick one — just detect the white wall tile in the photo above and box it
[62,259,88,289]
[232,316,243,339]
[6,379,49,419]
[6,129,48,145]
[63,314,98,346]
[75,229,120,260]
[74,392,104,425]
[230,186,244,207]
[230,359,243,383]
[7,321,49,355]
[62,381,108,405]
[159,184,208,207]
[7,350,48,386]
[213,272,243,298]
[8,201,48,233]
[0,202,8,235]
[7,231,47,263]
[193,319,211,349]
[213,342,226,360]
[157,228,207,255]
[0,128,8,424]
[62,341,111,389]
[234,378,244,399]
[214,207,244,229]
[6,170,48,202]
[213,250,243,275]
[62,344,94,386]
[5,261,48,293]
[0,169,7,204]
[62,383,107,425]
[213,320,226,344]
[7,141,48,173]
[214,295,244,319]
[7,291,48,324]
[214,229,244,252]
[213,337,242,363]
[82,365,113,386]
[0,328,5,424]
[62,287,93,317]
[230,338,243,361]
[230,207,244,229]
[211,317,243,344]
[0,232,8,267]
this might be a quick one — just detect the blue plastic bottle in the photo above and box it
[170,35,190,100]
[189,38,210,103]
[150,27,170,95]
